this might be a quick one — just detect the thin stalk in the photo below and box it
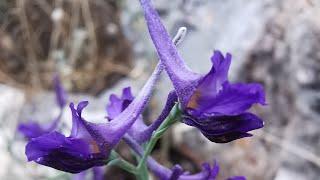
[137,104,181,171]
[107,150,138,175]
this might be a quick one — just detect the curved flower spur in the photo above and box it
[139,0,266,143]
[25,63,163,173]
[106,87,177,144]
[105,26,187,145]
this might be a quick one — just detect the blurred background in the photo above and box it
[0,0,320,179]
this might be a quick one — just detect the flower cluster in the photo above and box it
[18,0,265,179]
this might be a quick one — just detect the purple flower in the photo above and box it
[25,102,108,173]
[107,87,177,143]
[26,63,163,173]
[17,75,67,139]
[139,0,265,143]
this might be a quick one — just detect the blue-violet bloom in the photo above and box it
[18,75,67,139]
[107,87,177,144]
[25,64,163,173]
[139,0,266,143]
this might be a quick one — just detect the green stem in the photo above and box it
[107,150,138,175]
[132,150,149,180]
[137,104,181,171]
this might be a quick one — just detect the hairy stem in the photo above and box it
[137,104,181,171]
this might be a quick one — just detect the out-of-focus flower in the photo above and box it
[17,75,67,139]
[139,0,265,143]
[107,87,177,143]
[53,75,67,109]
[26,63,163,173]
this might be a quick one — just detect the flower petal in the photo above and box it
[18,121,48,139]
[183,113,263,143]
[69,102,93,142]
[135,91,178,143]
[68,63,163,155]
[107,88,178,143]
[188,81,265,117]
[106,87,134,120]
[26,131,106,173]
[169,165,184,180]
[226,176,246,180]
[104,63,163,145]
[188,51,231,108]
[139,0,201,106]
[18,112,63,140]
[122,87,134,100]
[210,51,231,86]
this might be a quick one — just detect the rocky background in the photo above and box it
[0,0,319,179]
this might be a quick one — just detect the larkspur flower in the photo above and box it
[139,0,265,143]
[25,64,163,173]
[18,75,67,139]
[106,87,177,143]
[124,135,245,180]
[104,25,185,144]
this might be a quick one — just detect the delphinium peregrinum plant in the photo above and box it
[19,0,265,179]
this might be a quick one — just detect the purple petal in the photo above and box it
[137,91,178,143]
[169,165,184,180]
[24,61,163,173]
[178,163,212,180]
[77,101,89,116]
[18,121,47,139]
[122,87,134,100]
[188,81,265,117]
[183,113,263,143]
[67,63,163,156]
[187,51,231,111]
[139,0,201,107]
[69,102,93,142]
[210,51,231,87]
[107,88,177,143]
[54,75,67,109]
[103,63,163,146]
[25,131,106,173]
[210,160,220,179]
[18,112,63,140]
[106,94,123,120]
[106,87,134,120]
[18,75,66,140]
[226,176,246,180]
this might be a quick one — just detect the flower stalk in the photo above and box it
[137,103,181,172]
[107,150,138,175]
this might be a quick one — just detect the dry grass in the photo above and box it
[0,0,132,95]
